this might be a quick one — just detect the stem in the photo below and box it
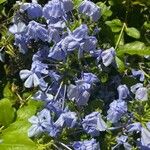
[62,84,66,109]
[54,81,64,101]
[115,23,126,50]
[59,142,72,150]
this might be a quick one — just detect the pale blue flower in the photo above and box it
[126,122,142,133]
[9,22,26,34]
[26,21,48,41]
[117,84,129,100]
[135,87,148,101]
[20,69,40,88]
[82,112,107,137]
[131,83,148,101]
[132,69,145,82]
[113,135,132,150]
[14,33,29,54]
[43,0,73,20]
[101,47,115,67]
[140,127,150,149]
[48,40,67,61]
[20,1,42,19]
[73,138,100,150]
[67,82,91,106]
[54,111,77,128]
[78,0,100,21]
[28,109,51,137]
[107,100,127,123]
[82,73,99,84]
[130,83,143,94]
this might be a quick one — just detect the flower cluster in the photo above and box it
[9,0,149,149]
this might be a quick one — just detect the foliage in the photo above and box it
[0,0,149,150]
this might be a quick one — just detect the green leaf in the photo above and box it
[117,41,150,56]
[115,56,126,73]
[125,27,140,39]
[0,98,15,127]
[73,0,82,8]
[105,19,123,32]
[17,100,43,121]
[0,0,6,4]
[97,2,112,20]
[0,123,37,150]
[0,100,41,150]
[3,83,15,99]
[143,21,150,29]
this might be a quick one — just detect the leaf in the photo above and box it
[0,0,6,4]
[115,56,125,73]
[0,98,16,127]
[73,0,82,8]
[0,100,42,150]
[117,41,150,56]
[97,2,112,20]
[125,27,140,39]
[105,19,123,32]
[3,83,15,99]
[17,100,43,121]
[143,22,150,29]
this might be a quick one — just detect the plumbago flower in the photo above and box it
[107,100,127,123]
[20,0,42,19]
[131,83,148,101]
[9,0,150,149]
[73,138,100,150]
[82,112,107,137]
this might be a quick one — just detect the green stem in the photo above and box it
[115,23,126,50]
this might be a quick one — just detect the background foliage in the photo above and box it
[0,0,150,149]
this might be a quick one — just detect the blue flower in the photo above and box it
[26,21,48,41]
[48,25,61,43]
[101,47,115,67]
[31,60,49,75]
[135,87,148,101]
[117,84,129,100]
[82,112,107,137]
[131,83,148,101]
[20,1,42,19]
[43,0,73,20]
[54,111,77,128]
[48,40,67,61]
[67,82,91,106]
[126,122,142,133]
[14,33,29,54]
[140,127,150,149]
[33,90,54,102]
[28,109,51,137]
[9,22,26,34]
[78,0,100,22]
[71,24,88,41]
[113,135,132,150]
[132,69,145,82]
[81,73,99,84]
[107,100,127,123]
[130,83,143,94]
[20,69,40,88]
[32,46,49,61]
[73,138,100,150]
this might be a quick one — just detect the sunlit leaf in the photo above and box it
[0,98,15,127]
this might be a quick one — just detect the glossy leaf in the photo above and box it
[105,19,123,32]
[0,98,15,127]
[0,100,42,150]
[125,27,140,39]
[117,41,150,56]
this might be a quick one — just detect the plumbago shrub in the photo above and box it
[0,0,150,149]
